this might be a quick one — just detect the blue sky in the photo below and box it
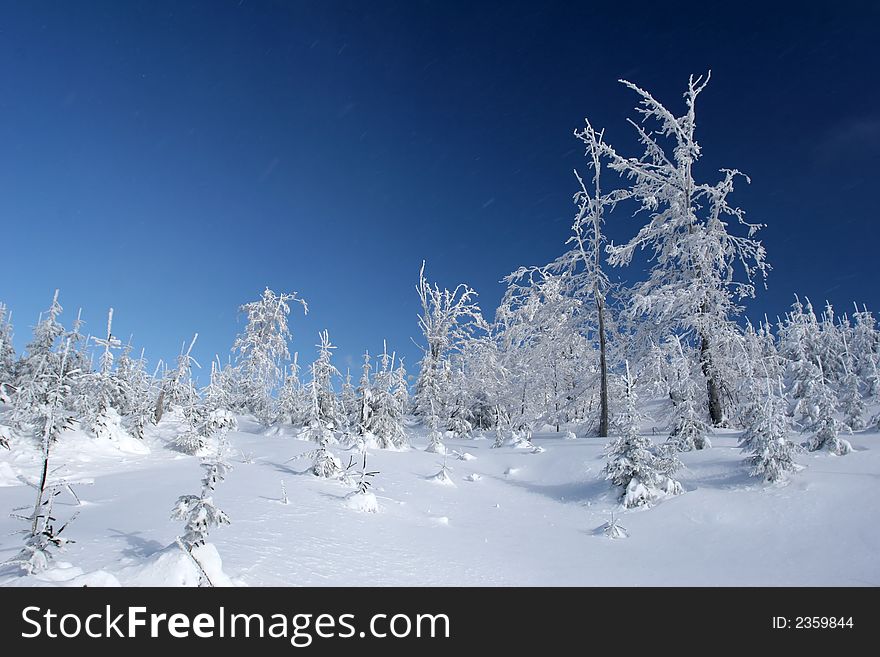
[1,1,878,377]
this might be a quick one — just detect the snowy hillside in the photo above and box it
[1,73,878,588]
[1,409,877,587]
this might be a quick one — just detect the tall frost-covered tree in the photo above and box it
[232,288,307,425]
[542,120,626,436]
[413,262,485,426]
[602,73,769,427]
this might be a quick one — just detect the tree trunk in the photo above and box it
[31,442,50,535]
[154,390,165,425]
[596,291,609,438]
[700,333,724,426]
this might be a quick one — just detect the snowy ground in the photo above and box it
[0,408,878,586]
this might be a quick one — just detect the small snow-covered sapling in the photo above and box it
[429,452,455,485]
[171,449,232,550]
[345,453,379,495]
[343,454,380,513]
[599,512,629,539]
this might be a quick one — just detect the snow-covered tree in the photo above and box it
[355,351,374,437]
[801,358,852,456]
[366,342,407,449]
[172,450,232,549]
[203,358,239,421]
[739,376,800,484]
[665,336,710,451]
[306,424,343,478]
[543,119,627,436]
[602,73,769,427]
[340,368,359,432]
[413,262,485,425]
[445,366,474,439]
[87,309,128,440]
[22,290,65,374]
[114,342,156,439]
[0,302,16,400]
[300,388,343,478]
[277,354,309,427]
[156,334,201,423]
[393,358,409,418]
[495,269,589,434]
[850,304,879,398]
[424,399,447,454]
[168,340,237,456]
[231,287,307,425]
[308,330,341,431]
[839,335,866,432]
[603,363,682,508]
[343,453,379,513]
[8,340,79,574]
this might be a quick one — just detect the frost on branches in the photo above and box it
[665,336,711,452]
[603,364,682,508]
[308,330,342,432]
[232,288,307,425]
[413,262,485,428]
[800,358,852,456]
[739,382,801,484]
[364,342,408,449]
[171,449,232,550]
[602,72,769,428]
[0,302,15,401]
[157,334,201,423]
[8,340,79,574]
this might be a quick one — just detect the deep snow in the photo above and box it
[0,407,878,586]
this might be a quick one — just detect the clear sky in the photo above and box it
[1,1,878,378]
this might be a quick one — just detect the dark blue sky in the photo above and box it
[1,1,877,376]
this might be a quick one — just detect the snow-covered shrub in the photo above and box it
[603,365,682,508]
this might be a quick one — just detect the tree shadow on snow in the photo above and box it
[678,462,754,492]
[108,528,165,559]
[491,474,611,504]
[263,460,313,477]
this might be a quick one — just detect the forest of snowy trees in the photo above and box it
[1,73,878,578]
